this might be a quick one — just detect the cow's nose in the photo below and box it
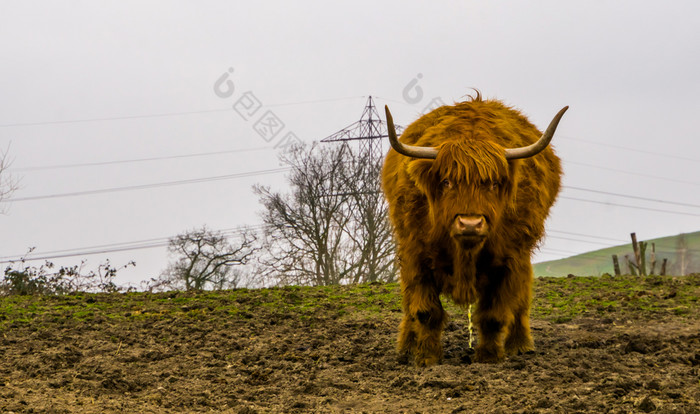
[454,215,487,236]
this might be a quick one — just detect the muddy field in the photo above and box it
[0,274,698,413]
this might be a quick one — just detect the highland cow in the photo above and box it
[382,93,567,366]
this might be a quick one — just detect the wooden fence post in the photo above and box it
[639,241,647,276]
[631,233,642,275]
[660,258,668,276]
[612,255,621,276]
[649,243,657,275]
[625,255,638,276]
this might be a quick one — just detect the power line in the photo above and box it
[539,236,700,260]
[0,108,232,128]
[1,167,291,203]
[372,96,413,106]
[0,225,270,264]
[546,235,619,247]
[0,228,618,264]
[265,96,365,108]
[564,160,700,187]
[0,242,171,263]
[322,186,700,213]
[561,135,700,164]
[2,216,695,265]
[12,146,274,172]
[0,96,365,128]
[538,247,590,256]
[558,195,700,217]
[548,230,629,244]
[0,228,628,265]
[13,147,700,198]
[6,173,700,219]
[344,108,698,164]
[326,186,700,217]
[537,248,611,260]
[563,185,700,209]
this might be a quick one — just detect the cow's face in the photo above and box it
[384,102,567,251]
[407,141,518,251]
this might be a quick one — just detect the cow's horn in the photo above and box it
[504,106,569,160]
[385,106,439,159]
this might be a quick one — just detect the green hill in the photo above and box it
[533,230,700,277]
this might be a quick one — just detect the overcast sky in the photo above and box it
[1,1,699,286]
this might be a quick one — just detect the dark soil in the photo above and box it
[0,274,698,413]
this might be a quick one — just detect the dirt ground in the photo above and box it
[0,274,698,413]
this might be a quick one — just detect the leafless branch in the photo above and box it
[255,143,395,286]
[0,144,19,214]
[160,226,258,290]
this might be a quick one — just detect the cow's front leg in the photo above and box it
[474,265,514,363]
[504,263,535,355]
[474,313,511,363]
[474,260,533,362]
[398,276,446,367]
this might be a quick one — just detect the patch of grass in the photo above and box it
[533,274,700,322]
[0,275,697,333]
[71,309,94,319]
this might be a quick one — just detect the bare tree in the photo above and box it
[254,143,396,286]
[342,145,396,283]
[255,144,355,286]
[0,145,19,213]
[160,226,257,290]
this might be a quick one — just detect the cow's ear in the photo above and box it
[407,159,436,195]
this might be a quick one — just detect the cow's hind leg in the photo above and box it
[398,280,446,367]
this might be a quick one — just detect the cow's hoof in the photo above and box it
[474,346,504,363]
[397,351,411,365]
[505,337,534,356]
[414,353,442,367]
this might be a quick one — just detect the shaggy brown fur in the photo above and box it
[382,95,562,366]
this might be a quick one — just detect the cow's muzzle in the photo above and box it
[451,215,488,247]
